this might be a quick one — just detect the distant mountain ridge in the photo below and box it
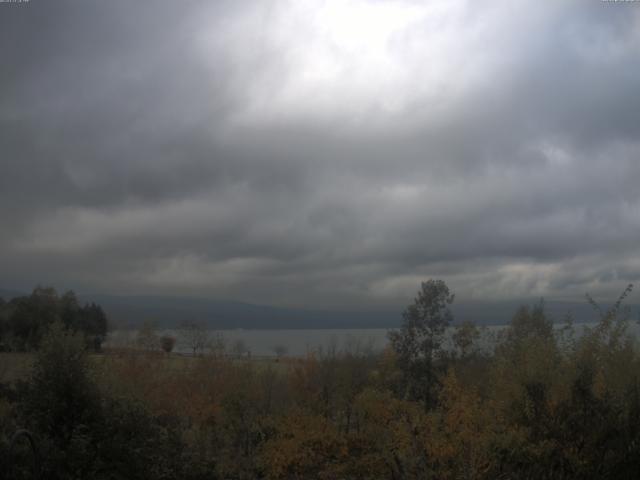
[77,294,636,329]
[0,288,630,329]
[77,294,400,330]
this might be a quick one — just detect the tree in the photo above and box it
[452,321,480,359]
[425,369,496,479]
[505,301,553,346]
[9,286,60,350]
[160,335,176,354]
[78,302,108,351]
[59,290,81,330]
[18,322,102,477]
[136,320,159,352]
[179,320,210,356]
[388,279,454,409]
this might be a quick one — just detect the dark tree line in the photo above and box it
[0,286,108,352]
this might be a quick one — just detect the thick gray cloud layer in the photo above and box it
[1,0,639,308]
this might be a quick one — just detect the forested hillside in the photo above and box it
[0,287,108,352]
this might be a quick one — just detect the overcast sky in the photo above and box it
[1,0,639,309]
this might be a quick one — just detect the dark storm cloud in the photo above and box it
[1,0,640,307]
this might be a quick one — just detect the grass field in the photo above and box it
[0,350,294,386]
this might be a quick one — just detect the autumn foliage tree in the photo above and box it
[388,279,455,409]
